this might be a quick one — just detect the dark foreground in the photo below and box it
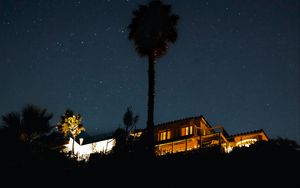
[1,139,299,187]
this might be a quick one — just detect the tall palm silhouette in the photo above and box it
[1,104,53,143]
[128,0,179,152]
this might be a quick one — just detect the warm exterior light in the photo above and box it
[79,138,84,145]
[223,145,233,153]
[63,137,116,161]
[236,138,257,147]
[153,116,268,156]
[57,110,86,156]
[130,131,142,138]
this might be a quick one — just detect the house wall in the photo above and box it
[154,117,268,155]
[154,117,212,142]
[232,131,268,147]
[63,137,116,161]
[154,117,227,155]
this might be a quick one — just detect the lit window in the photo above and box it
[160,130,171,141]
[181,127,186,136]
[189,126,193,135]
[167,130,171,139]
[181,126,193,136]
[160,132,166,141]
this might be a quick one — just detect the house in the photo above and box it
[62,132,116,161]
[62,115,268,160]
[154,115,268,155]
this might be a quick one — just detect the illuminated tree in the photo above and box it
[128,0,179,153]
[57,109,85,155]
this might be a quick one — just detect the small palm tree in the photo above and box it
[57,109,85,155]
[123,106,139,143]
[128,0,179,152]
[1,104,53,143]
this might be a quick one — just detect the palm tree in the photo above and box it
[128,0,179,152]
[1,104,53,143]
[56,109,85,155]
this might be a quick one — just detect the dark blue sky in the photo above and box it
[0,0,299,142]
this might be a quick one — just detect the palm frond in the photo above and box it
[128,0,179,57]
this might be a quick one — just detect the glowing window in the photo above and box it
[167,130,171,139]
[181,127,187,136]
[185,127,189,135]
[189,126,193,135]
[181,126,193,136]
[160,130,171,141]
[160,132,166,141]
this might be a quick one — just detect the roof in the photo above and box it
[155,115,212,128]
[221,129,230,138]
[75,131,114,144]
[229,129,268,139]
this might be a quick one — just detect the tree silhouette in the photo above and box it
[112,127,127,154]
[128,0,179,153]
[1,104,53,143]
[56,109,85,155]
[111,107,139,154]
[123,106,139,143]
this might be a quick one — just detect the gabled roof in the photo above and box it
[221,129,230,138]
[229,129,268,140]
[75,131,114,145]
[155,115,213,129]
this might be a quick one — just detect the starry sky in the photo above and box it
[0,0,299,142]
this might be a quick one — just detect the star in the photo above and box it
[0,0,298,144]
[67,93,73,99]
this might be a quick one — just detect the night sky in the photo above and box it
[0,0,299,143]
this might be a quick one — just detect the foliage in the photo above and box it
[269,137,300,150]
[112,107,139,155]
[123,106,139,141]
[57,109,85,138]
[57,109,85,155]
[128,0,179,57]
[112,127,127,153]
[128,0,179,155]
[1,104,53,143]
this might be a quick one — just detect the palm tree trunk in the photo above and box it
[147,52,156,154]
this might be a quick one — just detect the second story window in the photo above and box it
[159,130,171,141]
[160,132,166,141]
[167,130,171,139]
[181,126,193,136]
[189,126,193,135]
